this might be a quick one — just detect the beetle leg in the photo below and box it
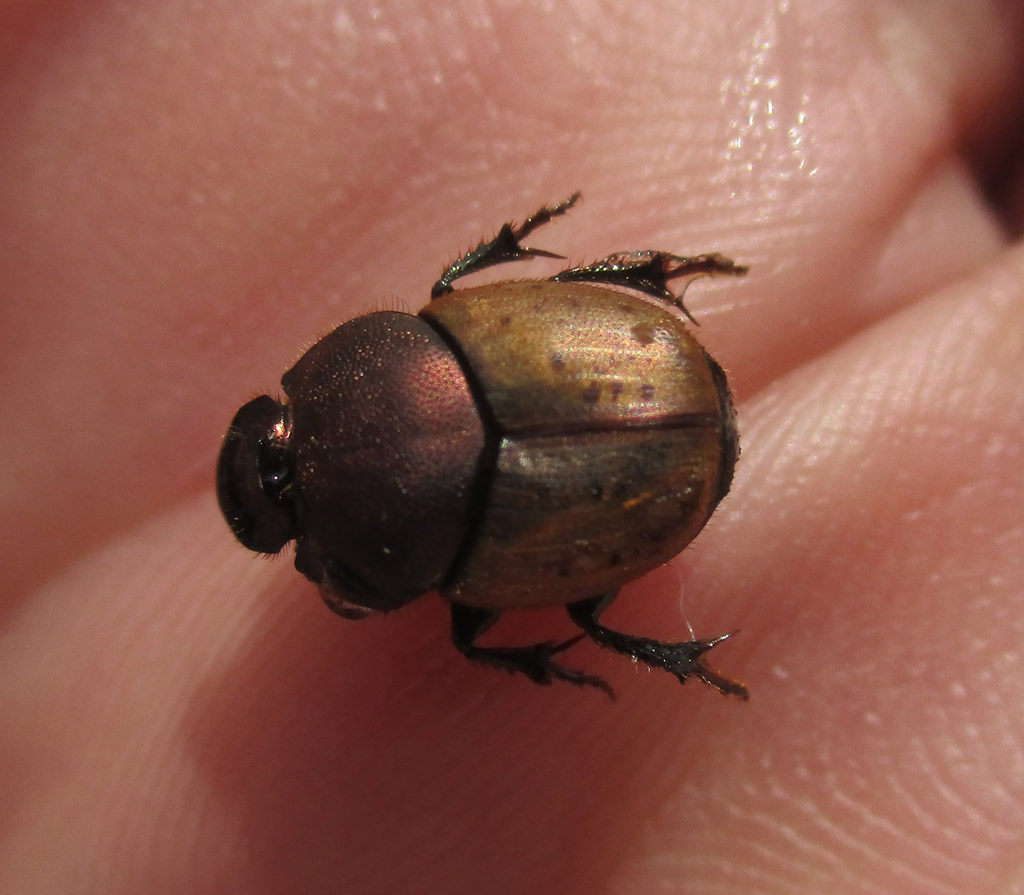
[431,193,581,298]
[567,595,749,699]
[552,251,748,324]
[450,602,615,698]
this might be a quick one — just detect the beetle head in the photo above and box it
[217,395,299,554]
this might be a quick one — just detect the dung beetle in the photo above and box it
[217,193,749,699]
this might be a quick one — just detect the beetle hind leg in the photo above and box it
[567,595,749,699]
[450,602,615,698]
[431,192,581,298]
[552,251,748,324]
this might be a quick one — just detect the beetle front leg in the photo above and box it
[431,193,581,298]
[567,594,749,699]
[552,251,748,323]
[450,602,614,697]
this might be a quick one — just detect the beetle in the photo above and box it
[217,193,749,699]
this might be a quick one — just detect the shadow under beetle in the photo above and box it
[217,193,749,699]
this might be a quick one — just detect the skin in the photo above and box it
[1,1,1022,893]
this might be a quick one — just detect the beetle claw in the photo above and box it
[449,603,614,698]
[523,640,616,698]
[431,193,580,297]
[655,632,749,699]
[690,660,750,700]
[567,597,747,698]
[552,250,748,324]
[540,637,616,699]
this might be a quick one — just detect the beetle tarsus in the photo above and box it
[552,251,748,324]
[431,193,581,298]
[567,595,749,699]
[450,602,615,698]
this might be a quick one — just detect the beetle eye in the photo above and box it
[217,395,298,554]
[257,439,293,497]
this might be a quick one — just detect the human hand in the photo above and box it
[3,2,1022,893]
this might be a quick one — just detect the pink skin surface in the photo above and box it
[2,2,1023,893]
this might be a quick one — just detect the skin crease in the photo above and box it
[1,0,1023,892]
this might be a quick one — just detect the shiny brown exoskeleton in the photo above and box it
[217,193,749,699]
